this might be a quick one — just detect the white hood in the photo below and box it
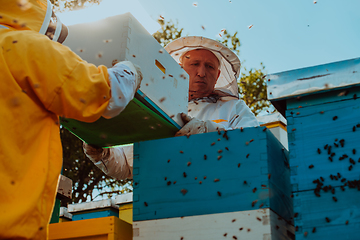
[165,36,241,99]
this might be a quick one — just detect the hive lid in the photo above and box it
[267,57,360,116]
[68,199,119,213]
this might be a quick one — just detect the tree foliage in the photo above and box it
[50,0,102,12]
[238,64,271,115]
[60,127,132,205]
[153,19,184,47]
[219,30,240,56]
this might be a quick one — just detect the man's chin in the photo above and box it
[190,88,207,94]
[191,83,207,91]
[189,89,212,96]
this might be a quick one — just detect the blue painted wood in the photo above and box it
[295,222,360,240]
[268,58,360,117]
[286,96,360,192]
[133,127,293,222]
[268,58,360,239]
[286,86,360,110]
[267,57,360,101]
[71,208,119,221]
[293,185,360,239]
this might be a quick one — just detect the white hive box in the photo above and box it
[133,209,294,240]
[61,12,189,146]
[257,112,288,150]
[63,12,188,126]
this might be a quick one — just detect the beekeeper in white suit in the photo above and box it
[83,36,259,180]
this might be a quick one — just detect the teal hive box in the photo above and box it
[132,127,293,224]
[67,199,119,221]
[268,57,360,239]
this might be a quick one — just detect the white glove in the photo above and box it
[83,142,133,180]
[102,61,143,119]
[175,113,225,137]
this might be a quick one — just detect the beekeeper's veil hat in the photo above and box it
[165,36,241,99]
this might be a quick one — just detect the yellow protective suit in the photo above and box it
[0,1,113,239]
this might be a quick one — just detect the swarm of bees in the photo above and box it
[289,97,360,236]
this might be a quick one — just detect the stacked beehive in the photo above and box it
[49,198,133,240]
[67,199,120,221]
[268,57,360,239]
[132,127,294,239]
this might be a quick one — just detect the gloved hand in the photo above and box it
[83,142,133,180]
[83,142,108,164]
[102,61,143,119]
[175,113,225,137]
[116,61,143,92]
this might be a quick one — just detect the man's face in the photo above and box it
[182,49,221,100]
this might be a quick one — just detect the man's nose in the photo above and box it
[197,65,206,77]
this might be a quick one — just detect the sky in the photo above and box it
[58,0,360,75]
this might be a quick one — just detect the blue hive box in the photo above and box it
[132,127,294,239]
[268,57,360,239]
[67,199,119,221]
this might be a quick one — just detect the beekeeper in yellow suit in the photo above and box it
[0,0,142,239]
[83,36,259,180]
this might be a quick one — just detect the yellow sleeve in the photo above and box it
[4,30,111,122]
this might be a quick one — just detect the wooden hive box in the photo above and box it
[49,216,132,240]
[59,207,72,223]
[60,12,189,147]
[115,193,134,224]
[257,112,288,150]
[62,12,188,128]
[132,127,294,239]
[267,57,360,239]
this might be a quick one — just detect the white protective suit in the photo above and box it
[188,97,259,130]
[84,36,259,180]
